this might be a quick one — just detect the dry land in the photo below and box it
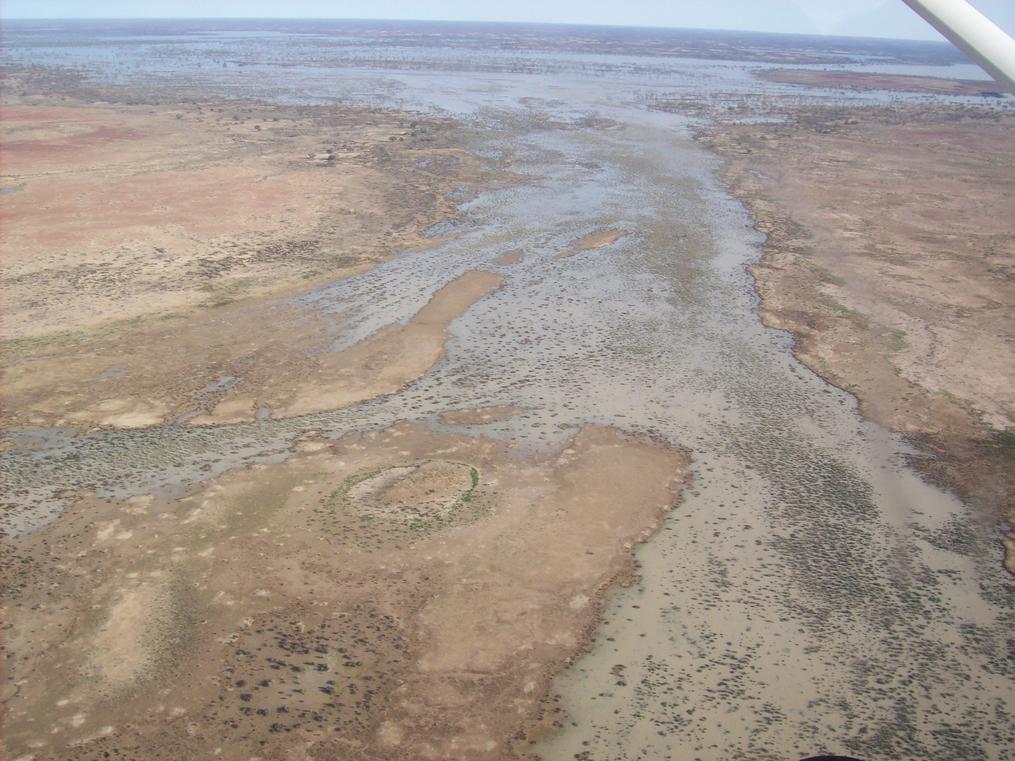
[1,71,692,760]
[758,67,1010,96]
[1,69,494,431]
[191,270,504,424]
[555,229,629,259]
[2,422,688,760]
[702,103,1015,570]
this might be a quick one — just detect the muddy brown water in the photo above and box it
[2,22,1013,760]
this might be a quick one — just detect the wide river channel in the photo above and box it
[3,21,1012,761]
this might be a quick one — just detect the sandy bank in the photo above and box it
[702,105,1015,571]
[193,270,505,423]
[758,67,1008,96]
[1,422,689,760]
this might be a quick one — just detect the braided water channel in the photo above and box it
[2,32,1013,760]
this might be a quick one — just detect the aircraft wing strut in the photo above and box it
[903,0,1015,92]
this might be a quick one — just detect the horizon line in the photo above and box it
[0,16,953,45]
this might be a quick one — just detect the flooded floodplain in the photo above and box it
[1,20,1013,761]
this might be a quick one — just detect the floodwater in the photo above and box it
[2,21,1012,761]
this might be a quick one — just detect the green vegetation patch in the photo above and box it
[989,427,1015,459]
[199,276,259,307]
[885,328,908,352]
[811,263,847,287]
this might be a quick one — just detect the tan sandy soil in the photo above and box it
[757,68,1009,96]
[0,79,479,339]
[192,270,505,424]
[557,228,629,258]
[0,422,689,760]
[701,106,1015,571]
[0,71,499,430]
[438,405,524,426]
[494,249,525,266]
[1,74,694,761]
[3,292,329,429]
[3,266,502,434]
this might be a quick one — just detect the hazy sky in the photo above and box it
[3,1,1015,41]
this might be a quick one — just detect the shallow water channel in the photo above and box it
[2,24,1013,760]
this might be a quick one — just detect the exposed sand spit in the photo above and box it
[193,270,504,423]
[758,67,1008,96]
[0,423,689,760]
[494,249,525,265]
[556,228,629,258]
[438,405,523,426]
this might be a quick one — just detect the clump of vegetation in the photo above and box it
[461,466,480,503]
[812,264,846,287]
[200,277,257,307]
[3,313,147,361]
[325,253,361,269]
[990,427,1015,458]
[886,328,908,352]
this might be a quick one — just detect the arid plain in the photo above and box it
[701,81,1015,572]
[2,20,1013,761]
